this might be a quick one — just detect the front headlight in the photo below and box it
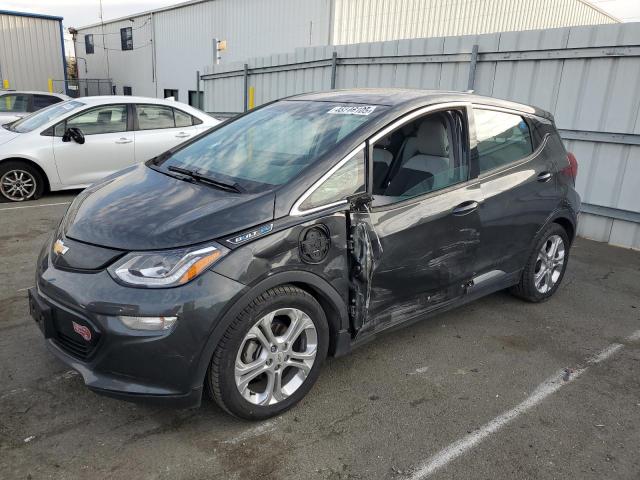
[108,243,228,288]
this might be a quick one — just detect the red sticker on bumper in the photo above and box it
[72,321,92,342]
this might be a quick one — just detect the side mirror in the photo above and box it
[62,127,85,144]
[348,192,373,212]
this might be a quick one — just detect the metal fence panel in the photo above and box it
[201,22,640,249]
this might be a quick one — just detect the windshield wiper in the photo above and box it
[167,165,244,193]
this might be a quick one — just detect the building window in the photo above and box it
[188,90,204,110]
[164,89,179,101]
[120,27,133,51]
[123,86,132,96]
[85,34,94,54]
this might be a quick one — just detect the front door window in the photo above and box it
[371,110,468,203]
[65,105,128,135]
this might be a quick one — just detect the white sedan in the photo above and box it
[0,96,219,202]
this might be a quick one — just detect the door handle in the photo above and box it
[537,171,552,182]
[175,132,191,138]
[115,138,132,144]
[452,200,479,216]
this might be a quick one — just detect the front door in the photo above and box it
[53,104,134,186]
[349,105,482,338]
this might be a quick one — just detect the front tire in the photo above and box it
[0,161,45,202]
[207,285,329,420]
[511,223,570,302]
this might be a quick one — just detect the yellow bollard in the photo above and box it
[3,80,9,109]
[248,86,255,110]
[48,78,54,93]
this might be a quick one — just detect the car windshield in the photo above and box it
[6,100,85,133]
[159,100,387,191]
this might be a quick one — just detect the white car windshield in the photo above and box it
[6,100,85,133]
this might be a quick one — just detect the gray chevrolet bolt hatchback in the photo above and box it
[29,89,580,419]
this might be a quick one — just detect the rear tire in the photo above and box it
[511,223,570,303]
[0,161,45,202]
[207,285,329,420]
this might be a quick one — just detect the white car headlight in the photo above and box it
[108,243,228,288]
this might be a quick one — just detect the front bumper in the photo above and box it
[30,242,246,407]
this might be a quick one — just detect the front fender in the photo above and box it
[191,269,351,392]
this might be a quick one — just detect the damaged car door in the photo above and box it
[349,104,483,338]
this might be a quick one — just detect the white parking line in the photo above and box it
[407,329,640,480]
[0,201,70,212]
[17,286,33,292]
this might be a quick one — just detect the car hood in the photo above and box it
[62,164,276,251]
[0,112,24,124]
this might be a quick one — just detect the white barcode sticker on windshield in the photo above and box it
[327,105,377,115]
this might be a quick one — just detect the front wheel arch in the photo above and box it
[0,158,51,193]
[193,271,350,395]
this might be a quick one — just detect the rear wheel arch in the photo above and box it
[552,216,575,245]
[0,157,51,192]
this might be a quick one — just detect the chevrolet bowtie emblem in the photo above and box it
[53,239,69,256]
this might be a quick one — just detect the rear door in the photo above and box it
[347,104,482,337]
[52,103,135,186]
[132,104,202,162]
[472,106,561,277]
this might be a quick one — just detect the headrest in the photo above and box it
[416,117,448,157]
[97,110,112,123]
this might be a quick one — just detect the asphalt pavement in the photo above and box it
[1,192,639,480]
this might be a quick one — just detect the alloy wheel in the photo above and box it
[533,234,565,294]
[0,169,37,201]
[235,307,318,406]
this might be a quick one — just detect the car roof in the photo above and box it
[0,90,68,99]
[69,96,212,118]
[78,95,188,106]
[288,88,553,121]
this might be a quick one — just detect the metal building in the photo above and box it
[0,10,67,93]
[74,0,617,105]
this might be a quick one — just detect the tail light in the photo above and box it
[563,152,578,181]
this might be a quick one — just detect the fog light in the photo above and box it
[118,315,177,331]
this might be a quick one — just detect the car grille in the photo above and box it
[53,329,96,361]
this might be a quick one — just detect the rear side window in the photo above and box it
[174,109,193,127]
[474,109,533,173]
[136,105,175,130]
[33,95,62,111]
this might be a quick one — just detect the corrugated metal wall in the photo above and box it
[331,0,617,45]
[202,22,640,249]
[0,12,65,92]
[76,0,330,102]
